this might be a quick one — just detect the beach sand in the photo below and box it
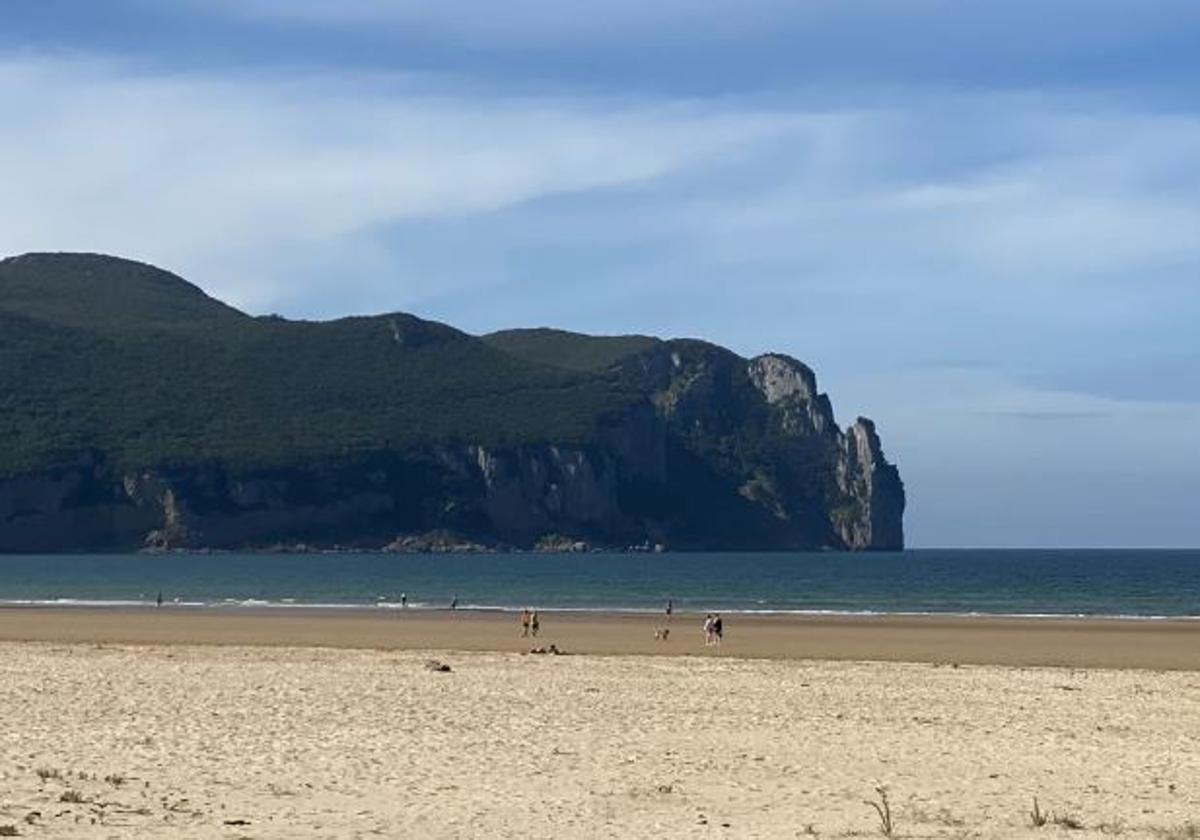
[2,607,1200,669]
[1,611,1198,838]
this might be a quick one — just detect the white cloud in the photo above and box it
[656,102,1200,292]
[6,54,1196,321]
[0,55,805,311]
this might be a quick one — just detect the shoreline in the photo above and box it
[4,599,1200,621]
[3,606,1199,670]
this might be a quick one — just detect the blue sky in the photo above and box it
[2,1,1198,547]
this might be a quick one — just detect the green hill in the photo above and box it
[0,253,641,476]
[0,252,246,329]
[0,253,904,552]
[484,328,660,372]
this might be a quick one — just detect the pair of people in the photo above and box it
[520,608,541,638]
[703,613,723,646]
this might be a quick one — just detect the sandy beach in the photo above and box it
[1,612,1198,838]
[1,607,1199,669]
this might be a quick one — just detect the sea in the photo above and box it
[0,549,1197,618]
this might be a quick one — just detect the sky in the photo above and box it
[2,1,1198,547]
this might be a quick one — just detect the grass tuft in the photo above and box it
[864,786,895,837]
[1053,813,1085,831]
[1031,798,1085,831]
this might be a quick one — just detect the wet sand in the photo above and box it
[1,606,1199,669]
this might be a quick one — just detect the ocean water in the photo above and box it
[0,550,1198,618]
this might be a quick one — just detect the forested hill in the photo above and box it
[0,253,904,552]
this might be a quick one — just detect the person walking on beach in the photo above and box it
[665,599,673,622]
[530,610,540,638]
[520,609,531,637]
[712,614,723,647]
[703,613,715,646]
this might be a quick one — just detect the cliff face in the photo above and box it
[0,348,902,552]
[836,418,906,550]
[612,343,904,550]
[0,253,904,552]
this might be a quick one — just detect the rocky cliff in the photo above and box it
[0,253,904,552]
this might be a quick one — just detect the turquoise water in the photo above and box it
[0,550,1198,617]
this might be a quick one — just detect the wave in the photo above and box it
[1,598,1196,620]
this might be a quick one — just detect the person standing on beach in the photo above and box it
[450,595,458,611]
[665,599,673,622]
[520,609,531,637]
[530,611,540,637]
[401,593,407,609]
[713,614,723,646]
[702,613,714,646]
[156,591,163,608]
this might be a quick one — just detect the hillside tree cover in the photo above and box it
[0,253,649,476]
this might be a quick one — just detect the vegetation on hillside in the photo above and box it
[484,328,660,372]
[0,254,651,476]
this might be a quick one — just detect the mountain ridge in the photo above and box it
[0,252,904,552]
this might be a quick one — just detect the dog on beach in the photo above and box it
[654,627,670,641]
